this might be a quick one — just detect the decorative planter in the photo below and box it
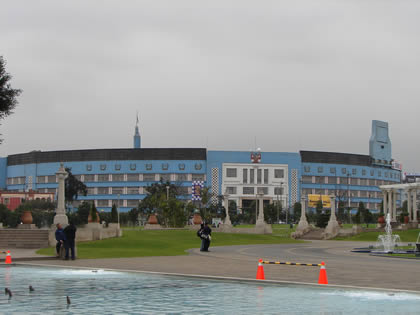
[88,212,101,223]
[378,216,385,224]
[148,214,158,225]
[21,211,33,224]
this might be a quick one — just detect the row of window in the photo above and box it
[85,162,203,172]
[303,165,400,180]
[302,176,397,186]
[6,177,26,185]
[226,168,285,184]
[301,188,391,199]
[34,173,205,184]
[226,186,285,195]
[41,186,191,195]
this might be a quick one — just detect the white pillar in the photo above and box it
[414,189,418,222]
[296,196,309,231]
[387,190,392,219]
[223,193,232,226]
[53,163,69,226]
[392,190,397,222]
[407,190,412,222]
[256,193,265,225]
[383,190,388,216]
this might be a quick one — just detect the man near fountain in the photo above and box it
[64,221,77,260]
[55,224,66,258]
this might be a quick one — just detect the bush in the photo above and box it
[111,204,118,223]
[315,210,330,228]
[77,201,91,224]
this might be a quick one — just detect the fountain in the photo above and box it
[373,213,401,253]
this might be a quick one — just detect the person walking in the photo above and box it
[202,222,212,252]
[197,223,206,251]
[55,223,66,258]
[64,221,77,260]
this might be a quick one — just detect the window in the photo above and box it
[178,163,185,170]
[257,169,262,184]
[112,187,124,195]
[360,191,368,197]
[369,179,376,186]
[315,189,324,195]
[302,176,312,183]
[115,164,121,171]
[243,187,255,195]
[316,176,326,184]
[362,169,366,176]
[318,167,323,173]
[97,187,109,194]
[192,174,205,181]
[360,179,367,186]
[378,171,382,177]
[328,177,337,184]
[330,168,336,174]
[226,168,237,177]
[143,174,156,181]
[226,187,237,194]
[130,164,137,170]
[160,174,171,182]
[351,178,358,185]
[98,174,109,182]
[176,174,188,181]
[177,187,189,195]
[162,163,169,170]
[243,169,248,183]
[87,188,95,195]
[264,169,268,184]
[257,187,268,194]
[112,174,124,182]
[74,175,82,181]
[47,175,56,183]
[195,163,202,170]
[100,164,107,171]
[145,164,152,170]
[127,200,139,207]
[352,169,357,175]
[370,170,374,176]
[112,199,124,207]
[37,176,46,183]
[127,187,139,194]
[250,169,255,183]
[340,177,348,185]
[84,174,95,182]
[385,172,388,178]
[302,188,312,195]
[274,187,284,195]
[341,168,347,174]
[304,166,311,173]
[127,174,139,182]
[274,169,284,178]
[97,200,109,207]
[86,164,92,171]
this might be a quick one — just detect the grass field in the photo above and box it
[333,229,420,242]
[37,228,303,259]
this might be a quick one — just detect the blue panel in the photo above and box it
[0,157,7,189]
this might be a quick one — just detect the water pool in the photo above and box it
[1,265,420,314]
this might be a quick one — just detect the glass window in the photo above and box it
[37,176,46,183]
[97,187,109,194]
[340,177,348,185]
[127,187,139,194]
[341,168,347,174]
[304,166,310,173]
[257,187,268,194]
[302,176,312,183]
[143,174,156,181]
[360,179,367,186]
[112,187,124,195]
[378,171,382,177]
[98,174,109,182]
[127,174,139,182]
[84,174,95,182]
[176,174,188,181]
[274,169,284,178]
[160,174,171,182]
[330,167,336,174]
[87,188,95,195]
[362,169,366,176]
[243,187,255,195]
[177,187,189,195]
[127,200,139,207]
[360,191,367,197]
[192,174,205,181]
[243,169,248,184]
[316,176,326,184]
[112,174,124,182]
[351,178,358,185]
[145,164,152,170]
[162,163,169,170]
[74,175,82,181]
[47,175,56,183]
[318,167,323,173]
[257,169,262,184]
[115,164,121,171]
[385,172,388,178]
[250,169,255,183]
[274,187,284,195]
[352,169,357,175]
[130,164,137,170]
[328,177,337,184]
[226,168,237,177]
[226,187,237,194]
[302,188,312,195]
[178,163,185,170]
[100,164,107,171]
[97,200,109,207]
[369,179,376,186]
[86,164,92,171]
[195,163,202,170]
[370,170,374,176]
[264,169,268,184]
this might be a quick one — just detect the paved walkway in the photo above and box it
[5,241,420,292]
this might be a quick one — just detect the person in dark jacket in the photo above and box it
[55,224,66,258]
[64,221,77,260]
[202,222,212,251]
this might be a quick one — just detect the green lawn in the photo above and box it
[333,229,420,242]
[37,229,303,259]
[340,224,377,229]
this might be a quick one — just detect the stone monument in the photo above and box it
[323,195,340,239]
[53,163,69,226]
[291,197,312,239]
[255,193,272,234]
[223,193,232,226]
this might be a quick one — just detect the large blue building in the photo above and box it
[0,120,401,212]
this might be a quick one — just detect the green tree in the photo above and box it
[65,167,87,206]
[0,56,21,143]
[354,202,365,225]
[128,207,140,226]
[293,202,301,222]
[264,203,280,224]
[77,201,91,224]
[111,204,118,223]
[90,203,98,222]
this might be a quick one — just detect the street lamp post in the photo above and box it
[166,186,169,201]
[117,193,120,226]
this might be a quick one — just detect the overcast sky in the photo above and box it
[1,1,419,171]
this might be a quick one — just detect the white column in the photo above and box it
[392,190,397,222]
[387,191,392,218]
[256,193,265,225]
[407,190,412,222]
[383,190,388,216]
[223,193,232,226]
[414,189,418,222]
[53,163,69,226]
[296,196,309,231]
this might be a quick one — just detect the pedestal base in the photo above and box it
[323,219,340,239]
[17,224,37,229]
[53,214,68,226]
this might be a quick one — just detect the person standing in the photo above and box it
[202,222,212,252]
[55,223,66,258]
[197,223,205,251]
[64,221,77,260]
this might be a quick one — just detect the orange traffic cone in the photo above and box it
[256,259,265,280]
[318,261,328,284]
[5,250,12,264]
